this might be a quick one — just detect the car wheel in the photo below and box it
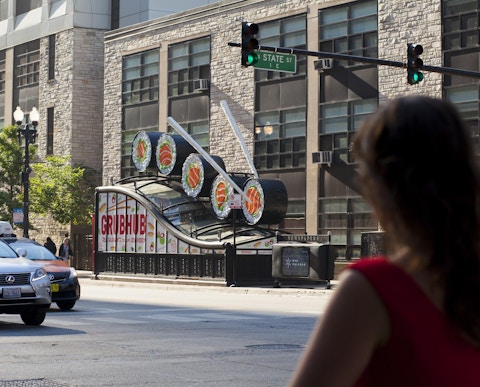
[20,308,47,325]
[56,300,76,310]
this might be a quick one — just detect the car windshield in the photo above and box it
[9,241,57,261]
[0,240,18,258]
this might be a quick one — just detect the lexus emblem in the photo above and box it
[49,274,54,281]
[5,275,15,284]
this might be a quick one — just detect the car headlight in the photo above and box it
[69,268,78,279]
[32,268,47,281]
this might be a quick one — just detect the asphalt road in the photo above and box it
[0,278,335,386]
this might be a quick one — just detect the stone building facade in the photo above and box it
[0,0,477,265]
[103,0,463,260]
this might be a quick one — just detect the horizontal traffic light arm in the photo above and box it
[228,42,480,79]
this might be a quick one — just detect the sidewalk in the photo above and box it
[76,270,340,294]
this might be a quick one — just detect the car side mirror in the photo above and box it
[16,247,27,257]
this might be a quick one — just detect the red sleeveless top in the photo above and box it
[350,257,480,387]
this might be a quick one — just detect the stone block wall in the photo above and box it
[103,0,444,186]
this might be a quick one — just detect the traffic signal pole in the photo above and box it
[228,42,480,80]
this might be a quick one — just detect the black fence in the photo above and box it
[94,249,274,286]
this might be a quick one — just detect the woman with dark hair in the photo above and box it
[289,96,480,386]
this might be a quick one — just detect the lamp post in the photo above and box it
[14,106,39,239]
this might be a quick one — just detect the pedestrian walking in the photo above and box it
[44,237,57,255]
[59,237,73,264]
[289,96,480,386]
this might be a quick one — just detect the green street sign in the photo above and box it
[254,51,297,73]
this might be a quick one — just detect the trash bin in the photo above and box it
[272,243,334,282]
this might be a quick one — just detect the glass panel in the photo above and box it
[446,85,478,103]
[350,198,371,212]
[284,31,306,47]
[256,112,279,126]
[283,17,305,33]
[260,23,279,39]
[124,55,141,68]
[281,139,293,152]
[286,199,305,215]
[334,133,348,148]
[293,153,305,167]
[170,44,188,58]
[321,199,347,213]
[461,12,477,29]
[284,109,305,123]
[280,154,292,168]
[351,1,377,18]
[191,52,210,66]
[335,37,348,52]
[267,140,279,153]
[191,39,210,53]
[143,51,159,64]
[351,15,377,34]
[170,57,188,71]
[284,122,305,138]
[329,231,347,244]
[190,121,208,135]
[321,8,348,25]
[267,155,279,169]
[321,23,348,39]
[320,213,348,228]
[444,17,460,33]
[143,63,158,76]
[293,138,306,151]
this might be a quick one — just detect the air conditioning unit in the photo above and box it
[314,59,335,71]
[193,79,210,92]
[312,151,333,167]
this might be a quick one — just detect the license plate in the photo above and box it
[51,283,59,292]
[3,287,21,298]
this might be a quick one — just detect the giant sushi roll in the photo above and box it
[182,153,226,197]
[242,178,288,225]
[132,131,162,172]
[210,174,249,219]
[156,133,195,176]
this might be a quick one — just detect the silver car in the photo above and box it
[0,239,51,325]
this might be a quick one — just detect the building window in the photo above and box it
[255,14,307,82]
[319,99,377,164]
[317,0,378,260]
[47,107,54,155]
[318,198,376,259]
[121,49,159,178]
[48,35,55,80]
[14,40,40,112]
[253,15,307,234]
[254,105,306,170]
[442,0,480,141]
[254,15,307,171]
[16,0,42,16]
[319,0,377,67]
[168,37,210,151]
[0,0,8,21]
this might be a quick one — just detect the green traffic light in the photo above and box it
[247,52,258,66]
[412,71,424,84]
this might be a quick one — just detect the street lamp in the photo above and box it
[14,106,39,239]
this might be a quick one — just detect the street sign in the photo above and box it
[254,51,296,73]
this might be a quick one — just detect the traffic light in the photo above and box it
[241,22,259,67]
[407,43,424,85]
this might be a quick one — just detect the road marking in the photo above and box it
[83,316,145,324]
[145,312,259,323]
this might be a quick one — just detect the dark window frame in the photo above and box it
[48,35,56,80]
[46,107,54,155]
